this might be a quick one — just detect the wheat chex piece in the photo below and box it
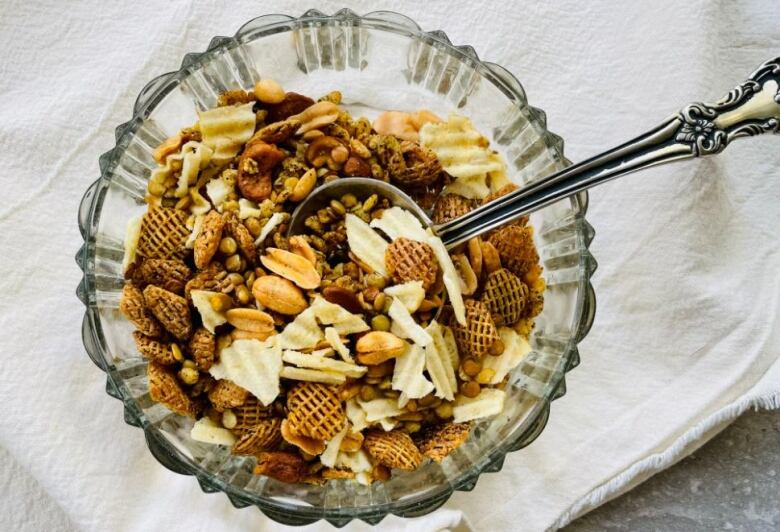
[194,210,224,269]
[254,451,307,483]
[130,258,191,294]
[482,183,519,204]
[431,194,474,224]
[188,327,216,371]
[143,284,192,341]
[449,299,499,359]
[286,382,345,441]
[184,263,233,301]
[137,206,190,260]
[363,430,422,471]
[223,210,257,263]
[487,225,539,278]
[233,396,275,431]
[208,379,250,411]
[524,281,545,319]
[231,417,283,455]
[385,238,439,291]
[480,268,529,325]
[119,283,163,337]
[147,362,199,417]
[133,331,177,365]
[414,422,471,463]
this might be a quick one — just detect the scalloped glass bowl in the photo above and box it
[76,9,596,527]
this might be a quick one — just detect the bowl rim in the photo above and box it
[75,8,597,527]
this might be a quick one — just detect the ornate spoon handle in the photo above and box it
[437,57,780,249]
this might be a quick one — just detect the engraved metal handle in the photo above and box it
[437,57,780,249]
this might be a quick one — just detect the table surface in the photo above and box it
[564,409,780,531]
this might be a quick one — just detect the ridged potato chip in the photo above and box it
[209,338,282,406]
[425,234,466,325]
[190,290,227,334]
[369,206,428,242]
[392,344,433,401]
[280,366,346,385]
[190,417,237,446]
[345,213,389,276]
[358,398,402,422]
[346,398,368,432]
[254,212,285,246]
[311,296,369,335]
[479,327,531,384]
[282,350,367,378]
[442,326,460,370]
[335,448,373,473]
[423,321,458,401]
[185,214,204,250]
[443,172,490,199]
[388,299,432,346]
[122,215,142,273]
[452,388,506,423]
[277,307,323,350]
[384,281,425,313]
[205,176,232,212]
[324,326,353,362]
[320,425,349,468]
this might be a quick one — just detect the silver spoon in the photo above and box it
[289,57,780,248]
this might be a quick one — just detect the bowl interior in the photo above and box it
[81,10,594,525]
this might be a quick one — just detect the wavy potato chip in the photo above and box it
[453,388,506,423]
[392,344,434,400]
[254,212,285,246]
[426,234,466,325]
[320,425,349,468]
[358,398,402,422]
[122,215,143,273]
[209,338,282,406]
[282,350,366,378]
[480,327,531,384]
[324,326,353,362]
[443,172,490,200]
[198,102,256,164]
[185,214,204,249]
[205,177,232,212]
[384,281,425,313]
[346,398,368,432]
[369,206,429,242]
[277,307,323,350]
[442,326,460,370]
[345,213,388,276]
[335,448,373,473]
[190,417,236,446]
[388,299,432,346]
[190,290,227,333]
[280,366,346,385]
[424,321,458,401]
[311,296,369,335]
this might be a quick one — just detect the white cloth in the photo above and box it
[1,1,778,531]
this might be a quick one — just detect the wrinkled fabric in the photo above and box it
[0,1,778,531]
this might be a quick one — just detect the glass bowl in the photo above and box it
[75,9,596,527]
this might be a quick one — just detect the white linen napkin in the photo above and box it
[0,1,778,531]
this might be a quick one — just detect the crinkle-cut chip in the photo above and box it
[346,398,368,432]
[206,176,232,212]
[238,198,262,220]
[254,212,286,246]
[425,234,466,325]
[324,327,352,362]
[452,388,505,423]
[377,418,397,431]
[320,425,349,468]
[185,214,204,249]
[282,350,366,378]
[310,296,369,335]
[443,172,490,200]
[345,213,388,276]
[383,281,425,313]
[335,449,373,474]
[148,140,212,199]
[143,285,192,341]
[364,430,422,471]
[278,307,323,350]
[137,206,190,261]
[392,344,433,400]
[147,362,199,417]
[387,298,432,347]
[369,206,429,242]
[209,338,282,406]
[442,325,460,370]
[414,422,471,463]
[423,321,458,401]
[198,102,256,164]
[207,379,249,411]
[122,215,143,273]
[280,366,346,385]
[120,284,163,338]
[190,417,237,446]
[482,328,532,384]
[233,418,284,455]
[358,398,402,422]
[190,290,227,334]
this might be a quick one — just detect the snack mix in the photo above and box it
[120,79,545,485]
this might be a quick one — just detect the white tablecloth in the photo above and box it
[1,1,779,531]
